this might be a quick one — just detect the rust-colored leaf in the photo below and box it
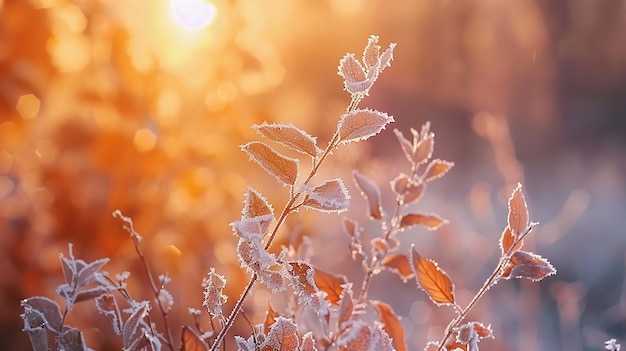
[261,317,299,351]
[337,283,353,332]
[422,159,454,182]
[399,213,447,231]
[301,332,317,351]
[504,251,556,281]
[181,325,209,351]
[253,122,322,157]
[373,301,407,351]
[499,226,523,256]
[313,266,348,306]
[381,254,414,282]
[410,247,455,306]
[414,135,434,165]
[263,302,280,335]
[353,170,383,220]
[338,53,366,84]
[287,261,322,312]
[241,141,299,187]
[508,183,529,237]
[337,321,372,351]
[302,178,350,213]
[393,129,414,164]
[242,187,274,234]
[341,217,361,239]
[338,109,394,145]
[362,35,381,70]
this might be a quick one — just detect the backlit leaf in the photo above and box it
[381,254,414,282]
[393,129,414,164]
[414,135,434,166]
[499,226,523,256]
[181,325,209,351]
[353,170,383,220]
[301,332,317,351]
[423,159,454,182]
[338,53,366,84]
[287,261,324,313]
[242,186,274,222]
[362,35,381,70]
[504,251,556,281]
[95,294,123,335]
[508,183,529,237]
[241,141,299,187]
[313,266,348,306]
[341,217,362,239]
[303,178,350,213]
[261,317,300,351]
[400,213,447,231]
[410,247,455,306]
[202,268,227,319]
[264,302,280,335]
[373,301,407,351]
[337,321,372,351]
[337,283,354,332]
[253,122,322,156]
[338,109,394,145]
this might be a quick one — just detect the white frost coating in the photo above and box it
[302,178,350,213]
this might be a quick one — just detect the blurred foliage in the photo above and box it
[1,0,625,350]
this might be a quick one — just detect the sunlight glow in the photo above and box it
[170,0,217,30]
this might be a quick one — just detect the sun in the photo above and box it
[170,0,217,31]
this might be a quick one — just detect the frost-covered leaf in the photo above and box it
[57,327,87,351]
[122,301,150,347]
[264,302,280,335]
[362,35,381,70]
[508,183,529,237]
[21,296,63,333]
[400,213,448,231]
[96,294,123,335]
[377,43,396,75]
[158,289,174,314]
[411,247,456,306]
[203,268,227,319]
[393,129,414,164]
[241,141,299,187]
[353,170,383,220]
[342,217,362,239]
[77,257,110,287]
[237,237,285,293]
[381,254,414,282]
[287,261,325,314]
[261,317,300,351]
[338,109,394,145]
[423,159,454,182]
[337,320,372,351]
[414,135,434,166]
[235,335,256,351]
[253,122,322,156]
[499,226,523,256]
[181,325,209,351]
[231,217,265,240]
[605,339,621,351]
[75,285,110,304]
[374,301,407,351]
[423,341,440,351]
[21,308,49,351]
[242,187,274,233]
[301,332,318,351]
[303,178,350,213]
[504,251,556,281]
[337,283,354,332]
[313,266,348,306]
[338,53,372,94]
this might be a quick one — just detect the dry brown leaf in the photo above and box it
[353,170,383,220]
[302,178,350,213]
[499,226,523,256]
[253,122,321,157]
[241,141,299,187]
[410,247,456,306]
[414,135,434,165]
[505,251,556,281]
[373,301,407,351]
[263,302,280,335]
[338,109,394,145]
[399,213,447,231]
[337,284,353,332]
[381,254,414,282]
[508,183,529,237]
[313,266,348,306]
[423,159,454,182]
[393,129,414,164]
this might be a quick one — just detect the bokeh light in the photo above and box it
[170,0,217,31]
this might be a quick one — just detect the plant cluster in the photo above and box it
[20,35,616,351]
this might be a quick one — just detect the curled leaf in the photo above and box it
[373,301,407,351]
[338,109,394,145]
[202,268,227,319]
[410,247,456,306]
[381,254,414,282]
[400,213,447,231]
[303,178,350,213]
[253,122,322,156]
[353,170,383,220]
[423,159,454,182]
[503,251,556,281]
[287,261,325,314]
[508,183,529,237]
[241,141,299,187]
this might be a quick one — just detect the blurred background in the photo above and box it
[1,0,625,350]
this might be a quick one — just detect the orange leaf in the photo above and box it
[362,35,381,70]
[399,213,447,231]
[302,178,350,213]
[414,135,434,165]
[410,247,455,306]
[381,254,414,282]
[337,284,353,332]
[313,266,348,306]
[505,251,556,281]
[508,183,529,237]
[263,302,280,335]
[373,301,407,351]
[241,141,299,187]
[499,226,523,256]
[422,159,453,182]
